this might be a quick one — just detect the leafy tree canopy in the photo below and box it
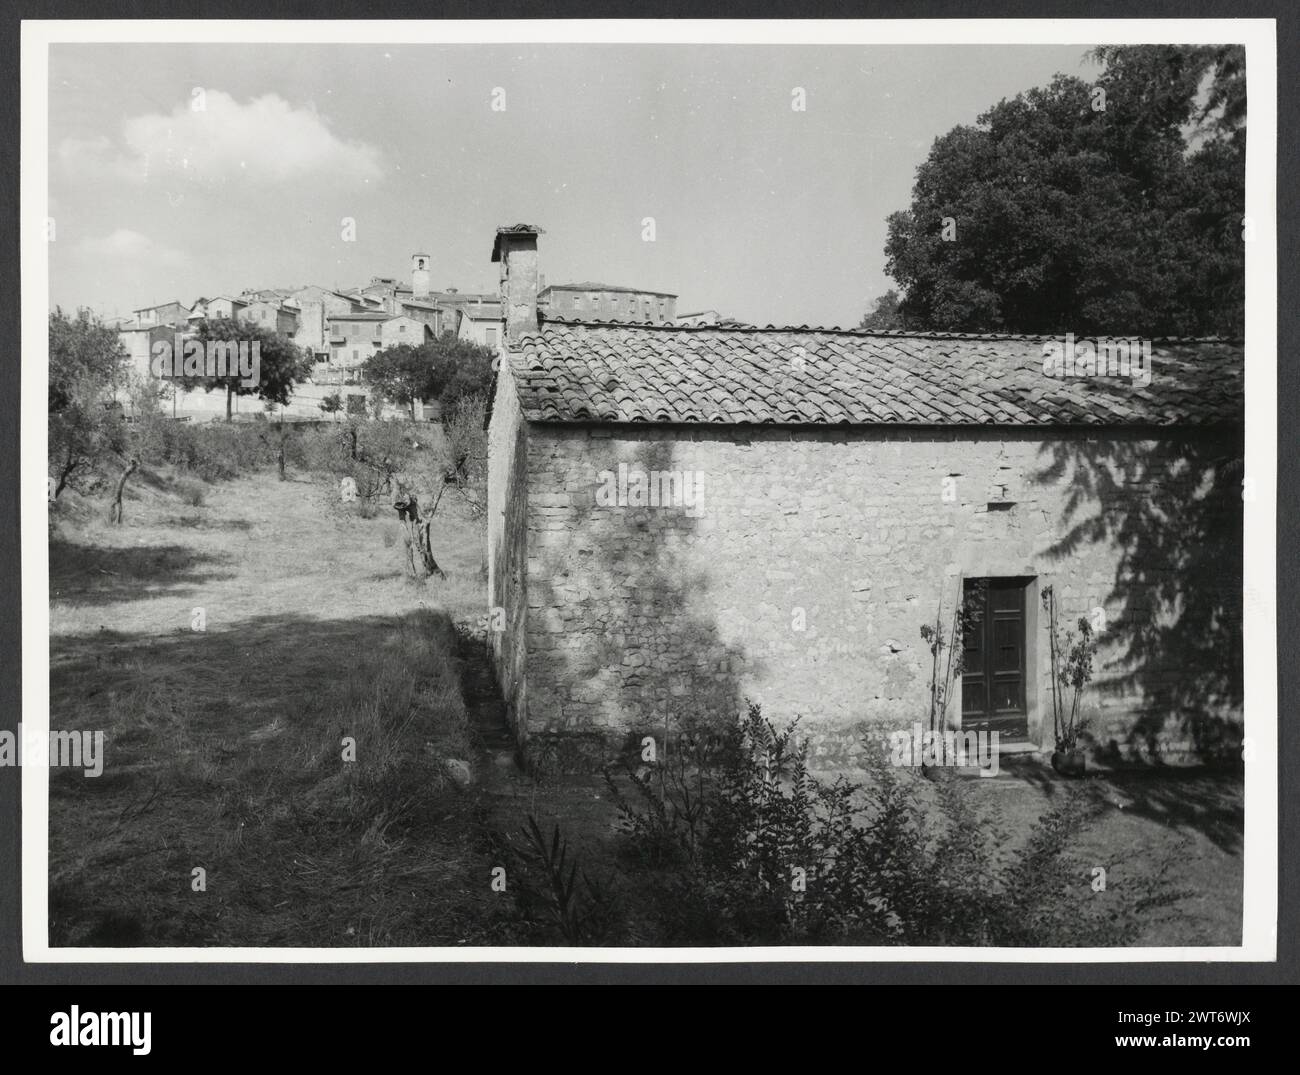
[47,308,130,496]
[879,46,1244,337]
[49,307,128,413]
[858,289,906,331]
[177,316,313,420]
[362,332,496,419]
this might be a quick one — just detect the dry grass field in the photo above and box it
[48,464,520,946]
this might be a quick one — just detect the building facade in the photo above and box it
[188,296,247,322]
[242,300,300,338]
[540,282,678,324]
[399,299,454,337]
[379,314,433,349]
[287,285,363,359]
[457,300,504,352]
[326,311,391,372]
[131,301,189,329]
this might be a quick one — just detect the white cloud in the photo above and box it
[58,91,383,187]
[75,229,189,268]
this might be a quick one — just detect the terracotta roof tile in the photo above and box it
[507,322,1243,427]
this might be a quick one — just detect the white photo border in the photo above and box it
[20,16,1279,964]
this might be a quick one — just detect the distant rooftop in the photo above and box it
[460,302,504,320]
[541,282,678,297]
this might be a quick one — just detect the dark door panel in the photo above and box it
[961,577,1029,738]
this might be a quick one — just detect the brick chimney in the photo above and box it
[491,224,544,348]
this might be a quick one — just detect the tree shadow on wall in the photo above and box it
[1031,426,1244,763]
[524,436,755,770]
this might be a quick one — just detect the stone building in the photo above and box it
[187,295,247,322]
[379,314,433,349]
[288,285,363,359]
[326,311,392,371]
[399,299,456,337]
[486,226,1245,769]
[457,299,504,353]
[131,300,189,329]
[540,282,678,324]
[242,299,300,338]
[674,309,722,327]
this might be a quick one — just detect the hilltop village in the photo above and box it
[110,253,713,420]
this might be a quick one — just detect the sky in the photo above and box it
[48,43,1100,328]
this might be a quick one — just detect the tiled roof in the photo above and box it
[436,292,499,301]
[461,303,504,320]
[506,320,1243,427]
[541,282,679,297]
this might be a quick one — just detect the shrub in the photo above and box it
[297,418,441,508]
[1042,584,1100,752]
[605,703,1181,946]
[174,477,206,507]
[441,394,487,518]
[502,816,620,944]
[128,418,272,482]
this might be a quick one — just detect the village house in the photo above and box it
[399,298,456,337]
[540,281,678,324]
[131,300,189,329]
[457,298,504,353]
[187,295,248,324]
[486,225,1245,770]
[116,323,173,379]
[674,309,722,326]
[241,299,300,338]
[287,285,364,360]
[378,314,434,349]
[326,311,392,373]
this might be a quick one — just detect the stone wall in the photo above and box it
[505,422,1243,768]
[487,367,530,746]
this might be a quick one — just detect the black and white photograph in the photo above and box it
[18,18,1277,969]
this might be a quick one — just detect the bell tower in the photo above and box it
[411,252,432,297]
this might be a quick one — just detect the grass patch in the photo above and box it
[49,466,510,946]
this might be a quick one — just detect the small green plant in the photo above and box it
[508,816,618,944]
[1042,585,1100,751]
[919,580,982,739]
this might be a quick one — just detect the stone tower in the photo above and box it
[411,252,432,297]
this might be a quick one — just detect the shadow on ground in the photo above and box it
[48,607,521,948]
[50,536,236,606]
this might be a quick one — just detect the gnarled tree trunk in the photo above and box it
[393,490,446,579]
[109,458,139,524]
